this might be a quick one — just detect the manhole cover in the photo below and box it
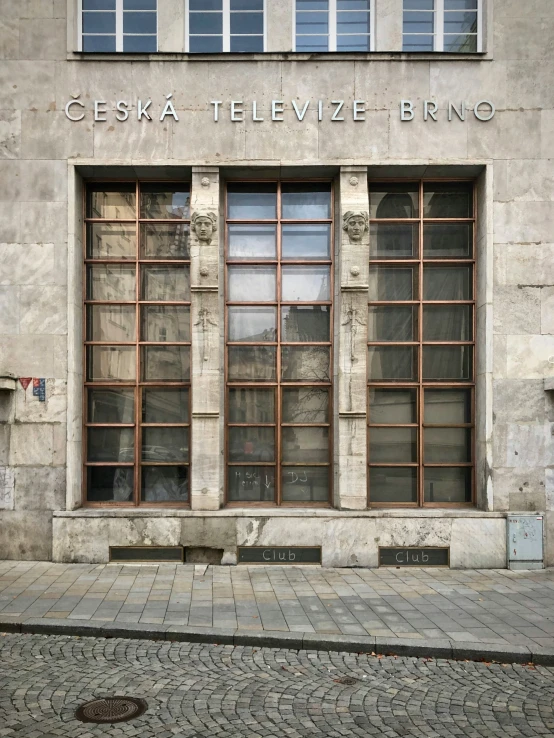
[75,697,147,724]
[334,676,359,686]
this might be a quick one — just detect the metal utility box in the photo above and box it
[507,515,544,570]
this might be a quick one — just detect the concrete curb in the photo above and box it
[1,617,551,665]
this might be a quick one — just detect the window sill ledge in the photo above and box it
[54,508,504,518]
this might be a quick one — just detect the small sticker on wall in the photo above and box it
[32,378,46,403]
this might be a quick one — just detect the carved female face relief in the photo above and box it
[191,212,217,244]
[342,211,368,243]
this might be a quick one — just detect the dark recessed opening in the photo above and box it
[185,547,224,564]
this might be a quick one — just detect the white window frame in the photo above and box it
[293,0,375,53]
[185,0,267,54]
[403,0,482,53]
[77,0,158,53]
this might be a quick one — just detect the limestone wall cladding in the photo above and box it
[0,0,553,563]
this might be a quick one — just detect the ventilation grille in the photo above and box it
[109,546,184,563]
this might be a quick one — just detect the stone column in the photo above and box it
[190,167,221,511]
[375,0,403,51]
[336,167,369,510]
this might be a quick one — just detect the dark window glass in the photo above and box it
[189,36,223,53]
[228,388,275,423]
[141,466,189,502]
[444,34,477,52]
[228,466,275,501]
[229,427,275,462]
[230,12,263,34]
[369,183,419,218]
[368,346,417,381]
[140,185,190,220]
[337,35,371,51]
[140,224,190,259]
[84,0,116,8]
[296,36,328,51]
[123,12,156,34]
[368,306,417,342]
[87,467,133,502]
[88,389,135,424]
[83,35,117,52]
[227,183,277,219]
[281,467,329,502]
[143,389,189,423]
[369,428,417,463]
[422,346,472,381]
[369,389,417,424]
[369,467,417,503]
[370,224,418,260]
[424,467,471,503]
[230,35,264,52]
[82,11,115,33]
[424,182,473,218]
[282,183,331,219]
[424,389,471,424]
[124,0,156,8]
[190,13,223,34]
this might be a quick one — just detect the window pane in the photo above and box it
[282,427,328,463]
[228,224,276,260]
[140,223,190,260]
[141,346,190,381]
[403,11,434,33]
[87,224,136,259]
[423,305,471,341]
[228,466,275,502]
[281,466,329,502]
[444,11,477,33]
[296,13,329,34]
[402,34,434,51]
[190,13,223,34]
[297,0,329,8]
[282,224,331,260]
[281,183,331,219]
[424,467,471,503]
[231,0,263,9]
[296,36,328,51]
[404,0,434,9]
[124,0,156,8]
[87,467,133,502]
[337,35,371,51]
[142,306,190,342]
[369,467,417,503]
[141,466,189,502]
[82,11,116,33]
[425,428,470,463]
[88,428,134,462]
[368,346,417,381]
[143,388,189,423]
[190,0,221,8]
[140,185,190,220]
[422,346,472,381]
[88,389,135,424]
[87,305,136,342]
[123,12,156,35]
[230,35,265,52]
[338,0,370,8]
[423,223,472,259]
[87,186,136,219]
[445,0,477,8]
[83,35,117,52]
[282,387,329,423]
[141,266,190,301]
[228,388,275,423]
[424,389,470,424]
[423,266,471,300]
[369,427,417,463]
[228,266,276,301]
[228,306,277,342]
[337,11,371,34]
[424,183,473,218]
[368,306,417,342]
[229,427,275,462]
[444,34,477,52]
[84,0,116,8]
[369,184,419,218]
[87,346,136,381]
[228,346,276,381]
[369,266,418,301]
[142,427,189,462]
[370,224,418,260]
[369,389,417,424]
[87,265,136,301]
[189,36,223,52]
[230,12,263,34]
[282,306,330,342]
[227,183,277,219]
[281,266,330,301]
[281,346,330,381]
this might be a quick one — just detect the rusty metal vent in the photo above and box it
[334,677,359,686]
[75,697,147,724]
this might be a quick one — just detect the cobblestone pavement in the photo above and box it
[1,633,553,738]
[1,561,554,650]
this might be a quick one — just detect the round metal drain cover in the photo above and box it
[75,697,147,724]
[334,676,359,686]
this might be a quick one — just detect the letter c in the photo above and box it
[65,99,85,121]
[262,549,271,561]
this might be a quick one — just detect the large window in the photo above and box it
[403,0,481,52]
[295,0,373,52]
[79,0,157,52]
[225,182,333,506]
[186,0,265,53]
[367,181,475,507]
[84,182,191,505]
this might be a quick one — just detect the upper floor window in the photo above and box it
[79,0,157,53]
[186,0,265,53]
[294,0,373,52]
[403,0,481,52]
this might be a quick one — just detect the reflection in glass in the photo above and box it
[87,265,136,301]
[141,466,189,502]
[282,224,331,260]
[142,428,189,462]
[369,427,417,463]
[87,224,136,259]
[140,224,190,259]
[87,466,133,502]
[142,306,190,343]
[423,306,471,341]
[444,33,477,51]
[228,266,276,302]
[369,389,416,425]
[424,389,470,425]
[227,183,277,219]
[424,467,471,503]
[281,266,330,301]
[228,307,276,342]
[403,34,434,51]
[88,428,134,462]
[369,183,419,219]
[140,185,190,219]
[423,266,471,300]
[368,346,416,381]
[369,467,417,503]
[228,346,276,381]
[88,389,134,424]
[423,223,472,259]
[369,266,417,301]
[141,346,190,381]
[281,183,331,219]
[141,266,190,301]
[228,388,275,423]
[87,346,136,381]
[87,186,135,219]
[282,306,330,342]
[423,346,472,381]
[229,427,275,462]
[281,466,329,502]
[228,224,276,260]
[228,465,275,502]
[368,306,416,342]
[370,224,418,260]
[423,182,473,218]
[87,305,136,342]
[425,428,471,463]
[282,387,329,423]
[143,389,189,423]
[281,347,330,382]
[282,427,328,463]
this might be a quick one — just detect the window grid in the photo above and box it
[186,0,266,54]
[294,0,374,53]
[367,180,476,508]
[403,0,481,53]
[79,0,157,53]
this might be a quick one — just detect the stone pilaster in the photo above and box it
[190,167,221,511]
[336,167,369,510]
[375,0,404,51]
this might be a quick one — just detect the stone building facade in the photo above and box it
[0,0,552,567]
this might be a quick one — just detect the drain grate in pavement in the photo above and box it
[334,677,359,685]
[75,697,147,724]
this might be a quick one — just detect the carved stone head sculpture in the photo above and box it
[191,211,218,244]
[342,210,369,243]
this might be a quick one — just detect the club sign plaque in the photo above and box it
[238,546,322,565]
[379,547,450,568]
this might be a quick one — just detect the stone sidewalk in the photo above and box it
[2,560,554,663]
